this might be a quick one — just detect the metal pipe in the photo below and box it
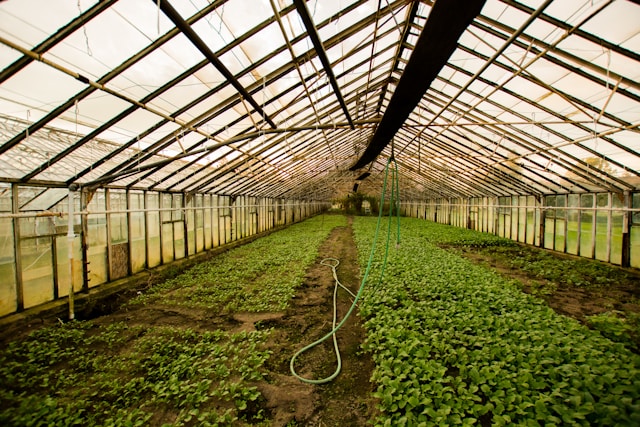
[67,184,78,320]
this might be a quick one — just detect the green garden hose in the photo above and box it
[290,156,401,384]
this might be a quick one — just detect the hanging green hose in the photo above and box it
[290,156,401,384]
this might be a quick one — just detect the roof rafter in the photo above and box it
[292,0,355,129]
[156,0,276,129]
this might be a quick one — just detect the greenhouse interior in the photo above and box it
[1,0,639,425]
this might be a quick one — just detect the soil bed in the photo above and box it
[0,216,376,426]
[441,241,640,352]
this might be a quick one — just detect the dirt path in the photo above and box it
[256,216,377,426]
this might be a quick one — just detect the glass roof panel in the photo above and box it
[0,61,86,116]
[0,0,638,198]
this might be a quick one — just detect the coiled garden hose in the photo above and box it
[290,156,401,384]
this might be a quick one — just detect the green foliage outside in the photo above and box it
[353,217,640,426]
[335,192,379,216]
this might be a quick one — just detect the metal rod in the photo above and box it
[67,185,76,320]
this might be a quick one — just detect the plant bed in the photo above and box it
[0,214,376,426]
[353,217,640,426]
[432,224,640,352]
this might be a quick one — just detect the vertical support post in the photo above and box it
[80,189,90,292]
[621,190,631,267]
[126,189,132,275]
[12,184,24,312]
[52,237,59,300]
[67,184,78,320]
[182,193,188,258]
[606,193,612,263]
[144,191,150,269]
[539,200,546,249]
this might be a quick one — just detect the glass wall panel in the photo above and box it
[174,222,185,259]
[580,194,594,257]
[566,194,579,255]
[497,197,508,238]
[21,235,54,308]
[544,196,555,250]
[212,195,220,247]
[511,196,519,241]
[147,193,161,268]
[173,194,185,259]
[518,196,526,243]
[595,193,609,261]
[108,191,128,280]
[87,191,107,287]
[130,192,146,273]
[161,194,174,263]
[204,195,212,250]
[0,185,16,316]
[632,193,640,269]
[610,195,623,265]
[555,195,566,252]
[187,196,196,256]
[110,191,128,244]
[196,194,204,252]
[55,235,82,296]
[526,196,536,245]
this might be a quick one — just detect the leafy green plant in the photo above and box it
[588,311,639,350]
[353,217,640,426]
[129,214,346,313]
[0,322,272,426]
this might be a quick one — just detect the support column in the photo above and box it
[12,184,23,312]
[80,189,90,292]
[621,191,631,267]
[67,184,78,320]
